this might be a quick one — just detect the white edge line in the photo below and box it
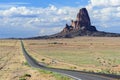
[54,71,82,80]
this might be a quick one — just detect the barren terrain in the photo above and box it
[24,37,120,75]
[0,40,72,80]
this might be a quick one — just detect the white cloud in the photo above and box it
[0,5,80,37]
[57,9,68,15]
[86,0,120,30]
[1,0,120,38]
[0,2,30,9]
[48,4,57,11]
[0,5,79,24]
[1,6,37,17]
[38,27,63,36]
[90,0,120,7]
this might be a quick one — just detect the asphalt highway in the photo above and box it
[21,41,120,80]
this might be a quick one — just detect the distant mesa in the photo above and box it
[51,8,120,38]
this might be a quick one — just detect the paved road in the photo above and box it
[21,41,120,80]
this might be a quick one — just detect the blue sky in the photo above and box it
[0,0,120,38]
[0,0,88,7]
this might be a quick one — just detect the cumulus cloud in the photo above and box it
[0,4,80,37]
[0,5,79,24]
[86,0,120,30]
[0,2,30,9]
[1,0,120,38]
[39,27,63,36]
[90,0,120,7]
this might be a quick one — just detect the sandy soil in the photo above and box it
[0,40,71,80]
[24,37,120,75]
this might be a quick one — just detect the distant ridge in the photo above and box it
[26,8,120,39]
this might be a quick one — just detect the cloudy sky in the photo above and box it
[0,0,120,38]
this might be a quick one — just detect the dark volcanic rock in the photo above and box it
[76,8,91,28]
[62,8,97,34]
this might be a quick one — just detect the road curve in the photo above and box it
[21,40,120,80]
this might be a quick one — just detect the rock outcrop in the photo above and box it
[62,8,97,33]
[28,8,120,39]
[50,8,120,38]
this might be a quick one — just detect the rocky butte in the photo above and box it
[62,8,97,33]
[50,8,120,38]
[27,8,120,39]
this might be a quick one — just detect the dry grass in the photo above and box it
[0,40,72,80]
[24,37,120,74]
